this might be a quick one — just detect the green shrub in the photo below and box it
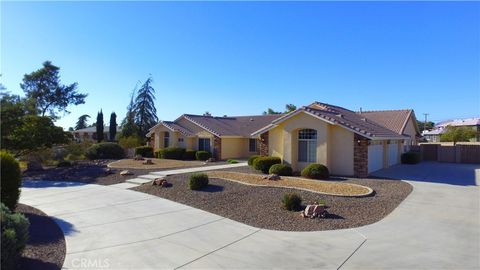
[161,147,186,160]
[85,142,125,160]
[301,164,330,180]
[65,153,85,161]
[183,150,197,160]
[248,155,262,166]
[401,151,422,164]
[57,160,72,167]
[134,146,154,158]
[196,151,212,161]
[253,156,281,174]
[189,173,209,190]
[0,152,21,210]
[155,149,165,159]
[118,135,144,149]
[1,203,29,270]
[269,164,293,176]
[227,159,239,164]
[282,193,302,211]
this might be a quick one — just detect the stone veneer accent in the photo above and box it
[354,133,369,178]
[259,132,269,156]
[213,136,222,160]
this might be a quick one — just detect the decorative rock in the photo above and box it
[142,159,154,165]
[104,168,114,175]
[120,170,133,176]
[134,155,144,161]
[206,158,216,163]
[152,177,170,187]
[262,174,280,181]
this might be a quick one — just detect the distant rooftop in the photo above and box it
[72,126,122,133]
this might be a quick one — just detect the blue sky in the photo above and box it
[2,1,479,129]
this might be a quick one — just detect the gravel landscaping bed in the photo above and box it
[107,158,209,169]
[21,160,228,185]
[132,172,412,231]
[15,204,66,270]
[207,171,372,197]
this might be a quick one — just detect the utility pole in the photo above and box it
[423,113,429,132]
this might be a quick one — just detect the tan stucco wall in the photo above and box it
[403,117,418,145]
[328,126,354,176]
[268,112,332,172]
[221,138,252,159]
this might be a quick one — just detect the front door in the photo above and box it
[198,138,211,152]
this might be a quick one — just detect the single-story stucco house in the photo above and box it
[147,101,420,177]
[72,126,122,142]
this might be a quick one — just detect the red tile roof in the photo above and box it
[359,109,415,135]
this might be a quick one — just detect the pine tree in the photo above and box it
[109,112,117,141]
[96,110,104,142]
[75,114,90,130]
[133,77,158,137]
[121,87,139,138]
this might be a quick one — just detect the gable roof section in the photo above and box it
[182,114,284,137]
[252,102,407,140]
[72,126,121,133]
[359,109,420,135]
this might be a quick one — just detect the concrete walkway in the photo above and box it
[19,162,479,269]
[121,162,248,187]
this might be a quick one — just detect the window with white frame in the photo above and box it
[249,138,257,152]
[163,132,170,148]
[178,138,184,143]
[298,129,317,163]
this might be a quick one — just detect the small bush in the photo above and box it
[85,142,125,160]
[0,152,21,210]
[253,156,281,174]
[269,164,293,176]
[248,155,262,166]
[183,150,197,160]
[227,159,239,164]
[189,173,209,190]
[162,147,186,160]
[196,151,212,161]
[1,203,30,270]
[301,164,330,180]
[282,193,302,211]
[134,146,154,158]
[65,153,85,161]
[155,149,165,159]
[57,160,72,167]
[401,152,422,164]
[118,135,144,149]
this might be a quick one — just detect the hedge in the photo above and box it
[269,164,293,176]
[189,173,209,190]
[301,164,330,180]
[401,152,422,164]
[85,142,125,160]
[0,152,21,210]
[1,203,29,270]
[183,150,197,160]
[134,146,154,158]
[253,156,282,174]
[196,151,211,161]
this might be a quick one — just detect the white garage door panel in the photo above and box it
[368,144,384,173]
[388,143,399,166]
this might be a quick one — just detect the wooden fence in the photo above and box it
[420,143,480,164]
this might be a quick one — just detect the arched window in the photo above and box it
[298,129,317,162]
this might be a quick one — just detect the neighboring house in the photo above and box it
[358,109,421,151]
[71,126,122,142]
[422,118,480,142]
[147,101,420,177]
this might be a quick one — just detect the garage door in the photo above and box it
[388,142,399,166]
[368,144,384,173]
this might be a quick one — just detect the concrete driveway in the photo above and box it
[19,162,479,269]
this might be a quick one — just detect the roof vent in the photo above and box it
[223,115,227,117]
[249,118,254,121]
[337,114,343,118]
[361,118,367,122]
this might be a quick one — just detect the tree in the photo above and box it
[285,104,297,112]
[416,120,435,132]
[1,94,37,149]
[109,112,117,141]
[263,108,282,115]
[121,88,139,138]
[7,115,70,155]
[96,110,104,142]
[75,114,90,130]
[133,77,158,137]
[20,61,87,118]
[440,126,476,145]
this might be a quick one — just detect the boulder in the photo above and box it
[104,168,114,175]
[134,155,144,161]
[120,170,133,176]
[206,158,216,163]
[142,159,154,165]
[262,174,280,181]
[152,177,170,187]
